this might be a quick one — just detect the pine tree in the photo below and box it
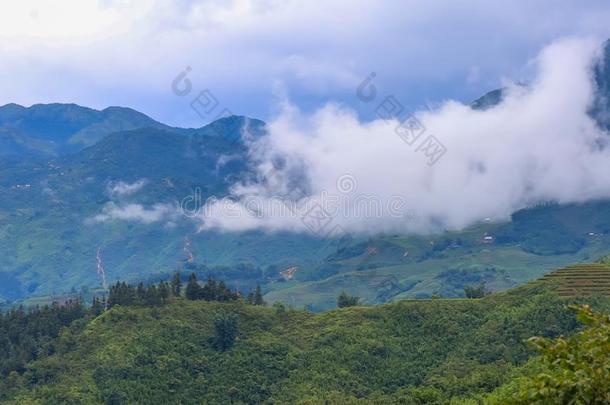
[126,282,137,306]
[171,272,182,297]
[254,284,265,306]
[337,291,359,308]
[136,282,146,304]
[201,282,212,301]
[185,273,201,300]
[91,297,104,315]
[158,282,170,303]
[107,281,127,307]
[217,281,229,301]
[145,285,159,306]
[207,277,218,301]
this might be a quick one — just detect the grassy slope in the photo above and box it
[266,202,610,310]
[265,235,610,311]
[6,286,609,404]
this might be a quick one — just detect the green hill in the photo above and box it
[265,205,610,310]
[2,284,609,404]
[534,263,610,297]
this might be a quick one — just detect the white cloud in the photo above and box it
[107,179,147,197]
[197,38,610,235]
[0,0,123,41]
[92,202,178,224]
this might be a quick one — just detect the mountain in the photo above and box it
[2,105,610,307]
[193,114,267,142]
[2,40,610,307]
[0,103,268,158]
[0,113,333,303]
[591,39,610,130]
[0,103,172,156]
[470,88,505,111]
[264,200,610,310]
[471,39,610,132]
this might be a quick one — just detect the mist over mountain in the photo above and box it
[198,38,610,235]
[472,39,610,131]
[0,110,327,303]
[1,38,610,308]
[591,39,610,131]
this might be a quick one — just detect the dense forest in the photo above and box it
[0,273,266,402]
[0,279,608,404]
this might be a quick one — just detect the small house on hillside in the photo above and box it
[481,233,494,244]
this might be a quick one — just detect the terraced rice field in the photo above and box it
[537,263,610,297]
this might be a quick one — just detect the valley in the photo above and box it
[3,97,610,310]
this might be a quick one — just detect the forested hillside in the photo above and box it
[1,283,608,404]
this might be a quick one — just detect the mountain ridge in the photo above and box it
[0,102,265,158]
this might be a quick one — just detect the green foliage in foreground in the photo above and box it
[520,304,610,403]
[477,304,610,404]
[1,285,609,404]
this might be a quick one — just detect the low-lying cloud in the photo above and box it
[92,202,178,225]
[107,179,147,197]
[197,38,610,235]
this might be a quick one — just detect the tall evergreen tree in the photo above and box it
[171,272,182,297]
[145,285,160,306]
[158,282,170,303]
[254,284,265,306]
[337,291,359,308]
[217,281,229,301]
[136,282,146,304]
[91,297,104,316]
[185,273,201,300]
[206,277,218,301]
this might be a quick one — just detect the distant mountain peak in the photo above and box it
[0,103,170,156]
[101,105,155,118]
[591,38,610,130]
[196,115,267,143]
[470,88,506,111]
[471,38,610,131]
[0,102,268,158]
[0,102,26,111]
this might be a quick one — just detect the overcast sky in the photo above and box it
[1,0,610,127]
